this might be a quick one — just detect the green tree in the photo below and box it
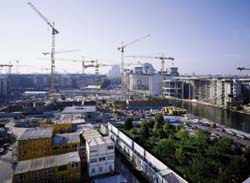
[152,121,159,137]
[175,147,185,165]
[140,120,149,138]
[155,113,164,123]
[163,122,170,134]
[100,78,111,89]
[176,128,188,140]
[124,118,133,130]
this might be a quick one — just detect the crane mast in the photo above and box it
[28,2,59,96]
[118,34,150,98]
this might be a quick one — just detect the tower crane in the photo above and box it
[117,34,150,97]
[83,60,114,100]
[237,67,250,71]
[28,2,59,96]
[127,55,174,97]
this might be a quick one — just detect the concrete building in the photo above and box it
[13,152,81,183]
[108,65,120,78]
[180,77,243,107]
[162,77,183,98]
[0,76,8,97]
[82,126,115,177]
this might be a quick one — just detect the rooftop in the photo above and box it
[19,128,53,140]
[62,105,96,114]
[14,152,80,175]
[87,136,113,147]
[53,133,80,145]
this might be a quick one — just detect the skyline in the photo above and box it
[1,0,250,74]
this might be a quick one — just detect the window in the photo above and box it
[63,146,69,151]
[20,140,26,146]
[90,158,97,163]
[21,151,27,156]
[32,171,40,178]
[109,165,113,171]
[16,174,24,181]
[91,168,95,174]
[73,144,78,150]
[99,166,103,172]
[99,157,105,161]
[71,162,78,168]
[58,165,67,171]
[90,149,97,153]
[52,146,59,152]
[58,176,67,183]
[47,168,53,175]
[107,145,114,150]
[107,155,114,160]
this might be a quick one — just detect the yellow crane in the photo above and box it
[117,34,150,97]
[127,55,174,97]
[28,2,59,96]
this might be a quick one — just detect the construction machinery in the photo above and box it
[127,55,174,97]
[28,2,59,96]
[237,67,250,71]
[117,34,150,97]
[42,49,80,56]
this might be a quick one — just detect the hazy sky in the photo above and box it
[1,0,250,74]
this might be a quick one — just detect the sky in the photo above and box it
[1,0,250,75]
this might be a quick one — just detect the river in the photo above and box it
[168,99,250,133]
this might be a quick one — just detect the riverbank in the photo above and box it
[166,96,250,116]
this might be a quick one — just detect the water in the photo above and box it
[168,99,250,133]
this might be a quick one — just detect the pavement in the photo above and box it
[0,121,28,183]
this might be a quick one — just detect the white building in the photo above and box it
[83,127,115,177]
[108,65,120,78]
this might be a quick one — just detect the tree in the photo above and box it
[163,122,170,134]
[124,118,133,130]
[140,120,149,138]
[176,128,188,140]
[155,113,164,124]
[175,147,185,165]
[152,121,159,137]
[100,78,111,89]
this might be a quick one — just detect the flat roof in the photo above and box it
[14,152,80,175]
[87,136,113,147]
[53,133,80,145]
[62,105,96,114]
[19,128,53,140]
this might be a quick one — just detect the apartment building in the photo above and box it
[181,77,242,107]
[13,152,81,183]
[18,128,80,160]
[82,126,115,177]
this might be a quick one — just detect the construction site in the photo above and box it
[1,1,250,183]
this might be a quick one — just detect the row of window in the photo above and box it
[91,164,113,174]
[16,174,67,183]
[90,154,114,163]
[16,163,79,181]
[19,139,50,146]
[89,145,114,154]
